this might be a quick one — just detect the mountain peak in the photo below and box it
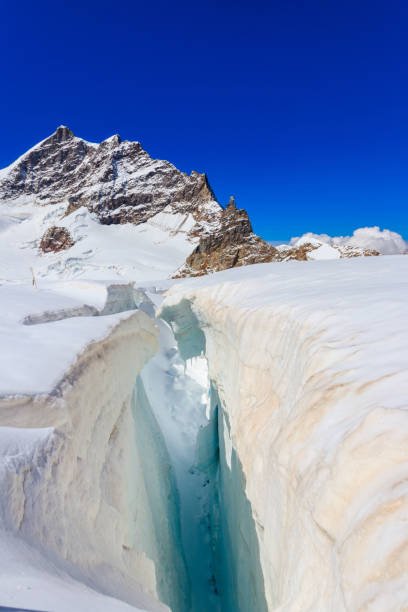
[0,127,388,281]
[0,127,223,230]
[52,126,75,142]
[102,134,122,146]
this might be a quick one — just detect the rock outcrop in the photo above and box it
[175,197,279,277]
[175,197,381,277]
[40,225,74,253]
[276,241,380,261]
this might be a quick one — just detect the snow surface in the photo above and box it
[0,524,150,612]
[0,282,142,395]
[0,202,196,285]
[305,241,340,260]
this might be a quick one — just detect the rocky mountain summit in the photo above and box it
[0,126,219,230]
[0,127,385,277]
[175,197,279,276]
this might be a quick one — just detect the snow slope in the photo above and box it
[0,203,196,284]
[161,255,408,611]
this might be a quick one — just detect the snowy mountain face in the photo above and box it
[0,126,219,230]
[0,126,404,282]
[0,126,282,281]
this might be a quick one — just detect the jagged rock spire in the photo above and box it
[227,195,236,210]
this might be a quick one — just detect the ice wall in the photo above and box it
[0,310,184,612]
[131,376,189,611]
[161,257,408,612]
[210,384,268,612]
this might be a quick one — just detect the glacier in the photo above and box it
[0,255,407,611]
[161,255,408,611]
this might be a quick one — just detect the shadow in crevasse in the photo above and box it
[209,384,269,612]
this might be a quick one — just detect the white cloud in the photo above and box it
[289,227,407,255]
[346,226,407,255]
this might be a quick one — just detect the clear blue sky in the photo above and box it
[1,0,407,240]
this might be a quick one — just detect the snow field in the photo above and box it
[0,202,197,285]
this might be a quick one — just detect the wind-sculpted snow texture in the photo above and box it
[161,255,408,612]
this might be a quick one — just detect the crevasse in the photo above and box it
[0,285,268,612]
[138,312,268,612]
[1,260,407,612]
[150,299,268,612]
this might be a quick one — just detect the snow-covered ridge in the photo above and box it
[0,126,225,283]
[1,126,406,283]
[161,255,408,611]
[0,126,221,233]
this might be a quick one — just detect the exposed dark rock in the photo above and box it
[40,226,75,253]
[338,246,380,258]
[175,198,279,276]
[273,243,380,262]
